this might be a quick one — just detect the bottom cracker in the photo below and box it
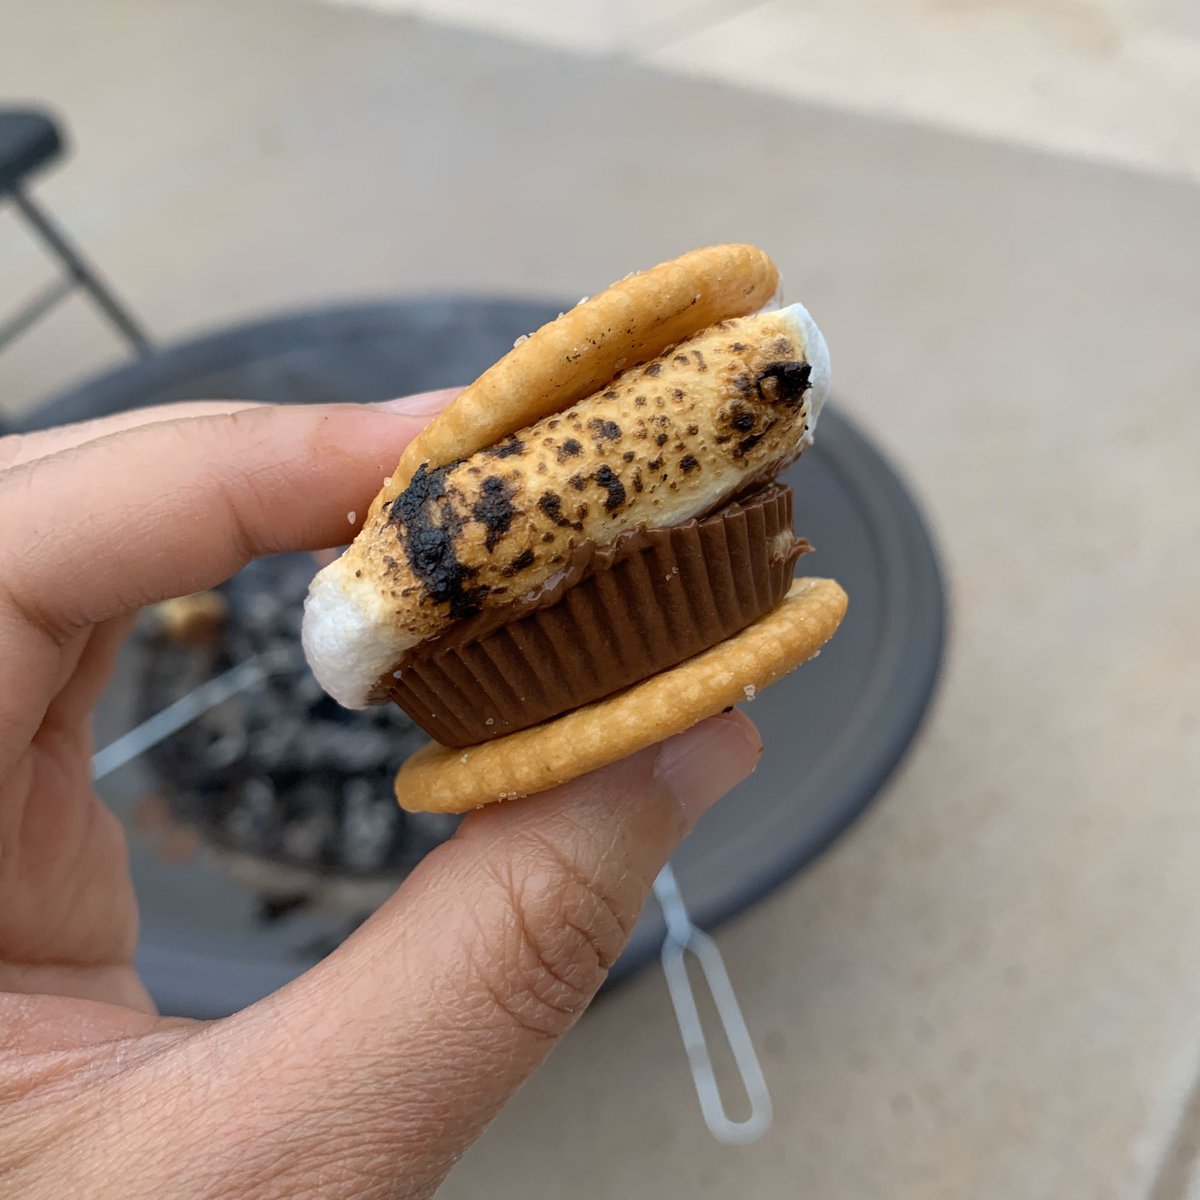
[394,576,848,814]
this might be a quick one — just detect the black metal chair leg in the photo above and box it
[10,188,153,356]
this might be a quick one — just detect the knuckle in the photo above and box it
[479,842,638,1040]
[0,434,29,473]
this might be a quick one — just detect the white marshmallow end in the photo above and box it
[301,563,412,709]
[779,300,830,432]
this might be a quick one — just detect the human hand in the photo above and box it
[0,395,761,1198]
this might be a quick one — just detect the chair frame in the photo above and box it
[1,186,151,356]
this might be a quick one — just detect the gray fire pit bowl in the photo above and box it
[23,298,945,1018]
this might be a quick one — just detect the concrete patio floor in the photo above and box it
[3,1,1199,1196]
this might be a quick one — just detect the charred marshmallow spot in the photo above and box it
[593,465,626,512]
[391,461,489,619]
[501,548,536,577]
[538,491,583,530]
[755,360,812,408]
[472,475,516,552]
[485,434,524,459]
[728,403,756,433]
[587,418,621,443]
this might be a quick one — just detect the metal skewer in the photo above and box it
[653,861,773,1145]
[91,650,294,781]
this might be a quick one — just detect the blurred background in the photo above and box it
[2,0,1199,1197]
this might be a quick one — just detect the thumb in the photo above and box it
[182,714,760,1198]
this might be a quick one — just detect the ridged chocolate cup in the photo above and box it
[386,484,806,747]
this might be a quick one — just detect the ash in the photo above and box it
[137,554,456,890]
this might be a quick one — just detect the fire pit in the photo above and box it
[26,297,945,1017]
[136,552,458,924]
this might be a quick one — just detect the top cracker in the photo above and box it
[384,244,779,499]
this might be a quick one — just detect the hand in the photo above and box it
[0,395,761,1198]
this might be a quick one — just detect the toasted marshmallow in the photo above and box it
[303,302,829,708]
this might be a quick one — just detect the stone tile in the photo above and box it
[318,0,734,52]
[1148,1082,1200,1200]
[318,0,620,51]
[314,0,1200,182]
[646,0,1200,183]
[3,2,1200,1195]
[1151,0,1200,38]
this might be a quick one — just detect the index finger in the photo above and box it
[0,399,449,749]
[0,401,263,472]
[0,389,457,472]
[0,397,464,632]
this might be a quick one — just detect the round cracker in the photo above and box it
[394,576,847,814]
[383,244,778,500]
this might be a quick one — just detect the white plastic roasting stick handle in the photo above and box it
[653,861,774,1145]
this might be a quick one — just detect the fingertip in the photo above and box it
[654,711,763,831]
[373,388,463,416]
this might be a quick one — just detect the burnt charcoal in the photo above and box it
[249,682,292,722]
[280,786,337,863]
[245,591,284,630]
[291,723,346,772]
[297,912,372,961]
[202,729,249,770]
[251,721,304,773]
[225,776,282,854]
[329,727,397,772]
[258,893,310,923]
[404,811,461,846]
[295,671,325,705]
[137,551,443,889]
[278,606,304,639]
[340,779,402,872]
[304,694,355,724]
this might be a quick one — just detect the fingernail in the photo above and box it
[375,388,462,416]
[654,713,763,831]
